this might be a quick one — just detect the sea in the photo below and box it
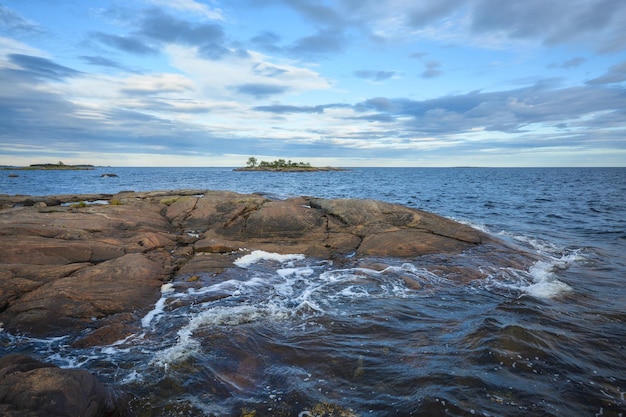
[1,167,625,416]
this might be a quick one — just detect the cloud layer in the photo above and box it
[0,0,625,166]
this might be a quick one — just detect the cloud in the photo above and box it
[251,62,288,78]
[405,0,462,27]
[145,0,224,20]
[288,30,347,57]
[586,61,626,85]
[0,71,94,148]
[232,83,290,98]
[353,70,398,82]
[165,45,331,100]
[119,73,196,96]
[420,61,443,78]
[0,64,221,158]
[470,0,626,52]
[91,8,233,60]
[2,0,625,167]
[80,56,136,72]
[139,8,224,46]
[258,0,626,53]
[204,45,250,61]
[549,57,586,69]
[196,42,232,60]
[253,104,324,114]
[250,31,282,53]
[2,47,624,166]
[409,52,428,59]
[0,4,42,35]
[7,54,82,81]
[353,83,626,136]
[270,0,346,29]
[252,103,348,114]
[241,1,351,58]
[92,32,158,55]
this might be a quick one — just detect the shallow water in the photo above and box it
[1,167,625,416]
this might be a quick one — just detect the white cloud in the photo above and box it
[145,0,224,20]
[120,73,196,95]
[0,36,45,58]
[164,45,332,100]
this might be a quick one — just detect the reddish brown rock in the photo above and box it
[0,189,529,340]
[0,354,123,417]
[0,189,538,416]
[0,197,177,338]
[3,253,169,336]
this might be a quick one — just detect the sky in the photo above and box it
[1,0,625,167]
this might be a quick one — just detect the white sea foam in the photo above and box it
[153,304,291,367]
[523,260,573,298]
[152,325,201,368]
[277,266,315,278]
[141,283,176,328]
[479,256,574,299]
[234,250,305,268]
[149,257,452,368]
[497,230,566,257]
[120,369,142,385]
[386,263,445,281]
[47,351,96,369]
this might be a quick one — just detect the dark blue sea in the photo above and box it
[1,167,625,416]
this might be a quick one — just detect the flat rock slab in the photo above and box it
[0,189,531,340]
[0,189,537,416]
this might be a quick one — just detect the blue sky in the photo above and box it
[1,0,625,167]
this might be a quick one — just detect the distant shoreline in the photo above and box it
[2,163,95,171]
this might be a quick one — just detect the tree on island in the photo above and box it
[235,157,342,172]
[248,157,311,168]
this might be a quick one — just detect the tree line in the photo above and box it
[246,157,311,168]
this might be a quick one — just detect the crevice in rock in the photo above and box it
[157,197,202,282]
[414,227,482,245]
[307,200,350,226]
[223,201,264,229]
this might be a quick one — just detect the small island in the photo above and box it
[234,157,346,172]
[2,161,94,171]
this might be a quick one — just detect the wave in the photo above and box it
[144,252,455,369]
[473,250,579,299]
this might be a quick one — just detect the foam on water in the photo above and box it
[141,283,176,328]
[234,250,305,268]
[145,243,578,378]
[477,254,575,299]
[523,259,573,298]
[151,253,313,367]
[498,230,572,258]
[148,254,445,369]
[153,303,292,368]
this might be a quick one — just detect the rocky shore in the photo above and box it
[0,190,534,416]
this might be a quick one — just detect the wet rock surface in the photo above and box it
[0,189,533,338]
[0,354,123,417]
[0,189,536,415]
